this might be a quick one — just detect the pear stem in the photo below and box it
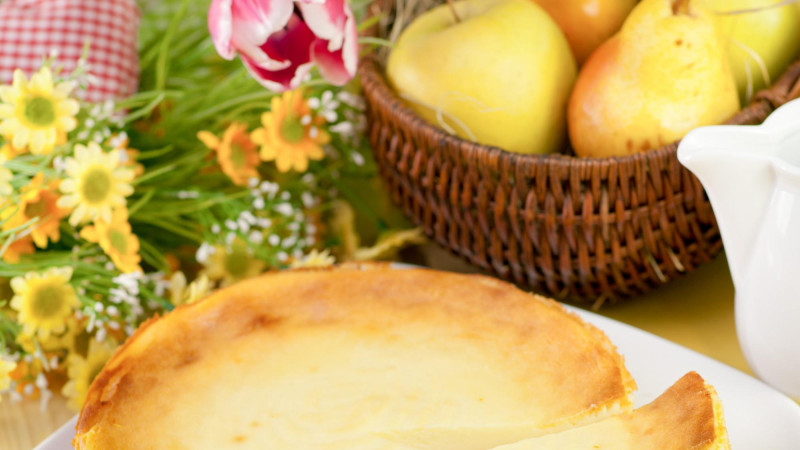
[445,0,462,23]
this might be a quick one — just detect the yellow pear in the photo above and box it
[568,0,740,158]
[386,0,576,155]
[698,0,800,103]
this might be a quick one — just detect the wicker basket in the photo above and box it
[359,2,800,304]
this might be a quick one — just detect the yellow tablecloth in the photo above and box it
[0,246,747,450]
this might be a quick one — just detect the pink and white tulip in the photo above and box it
[208,0,358,92]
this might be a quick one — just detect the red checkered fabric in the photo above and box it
[0,0,140,103]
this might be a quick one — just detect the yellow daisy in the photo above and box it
[9,267,79,340]
[0,153,12,197]
[57,142,135,226]
[198,122,260,186]
[169,272,213,306]
[1,173,70,248]
[289,249,336,268]
[0,68,79,154]
[202,238,265,287]
[0,357,16,400]
[62,338,117,410]
[251,89,329,173]
[80,209,141,273]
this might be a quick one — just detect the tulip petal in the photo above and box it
[208,0,235,60]
[230,0,295,69]
[241,55,293,92]
[240,14,318,92]
[297,0,347,51]
[243,55,316,92]
[310,14,357,85]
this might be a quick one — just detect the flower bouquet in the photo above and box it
[0,0,417,410]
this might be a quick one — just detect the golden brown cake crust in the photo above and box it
[74,264,636,448]
[628,371,729,449]
[492,371,729,450]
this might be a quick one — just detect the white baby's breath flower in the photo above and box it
[249,231,263,244]
[103,99,115,115]
[282,236,297,249]
[268,234,280,246]
[310,90,340,123]
[336,91,365,110]
[259,181,279,198]
[52,155,67,173]
[330,121,354,135]
[275,203,293,216]
[196,242,215,263]
[240,211,257,225]
[108,131,128,149]
[301,192,314,208]
[113,272,142,293]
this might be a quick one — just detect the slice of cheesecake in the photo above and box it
[491,371,729,450]
[74,264,635,449]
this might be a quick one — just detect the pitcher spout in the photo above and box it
[678,126,774,288]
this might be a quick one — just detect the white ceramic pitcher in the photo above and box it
[678,98,800,400]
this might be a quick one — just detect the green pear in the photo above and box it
[386,0,576,155]
[699,0,800,103]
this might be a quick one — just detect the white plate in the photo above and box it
[36,304,800,449]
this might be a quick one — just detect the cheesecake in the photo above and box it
[74,264,636,449]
